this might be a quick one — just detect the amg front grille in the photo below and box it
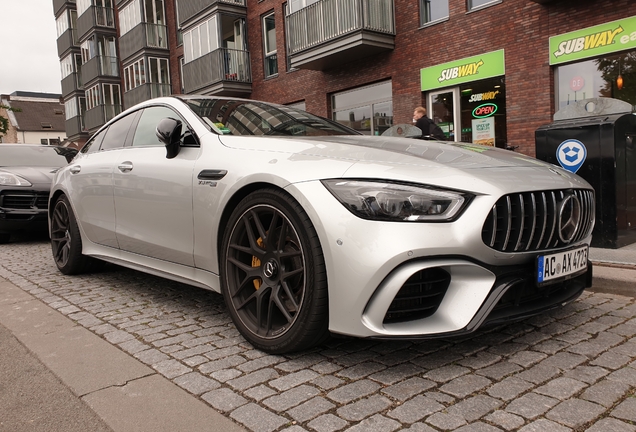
[383,268,451,324]
[481,189,594,253]
[0,190,49,210]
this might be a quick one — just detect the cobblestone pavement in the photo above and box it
[3,238,636,432]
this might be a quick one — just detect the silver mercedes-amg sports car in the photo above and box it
[49,96,595,353]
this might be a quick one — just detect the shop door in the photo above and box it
[427,88,460,142]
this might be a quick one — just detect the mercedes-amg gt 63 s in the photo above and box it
[49,96,595,353]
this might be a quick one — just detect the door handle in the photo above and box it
[69,165,81,174]
[118,162,133,173]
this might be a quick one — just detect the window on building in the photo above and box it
[420,0,448,26]
[183,15,218,63]
[119,0,142,35]
[467,0,500,11]
[144,0,165,25]
[556,51,636,111]
[41,139,49,145]
[262,12,278,77]
[80,35,117,63]
[288,0,319,14]
[77,0,91,17]
[61,54,74,79]
[103,83,122,121]
[86,85,101,110]
[332,81,393,135]
[124,58,146,91]
[56,11,70,37]
[175,0,183,46]
[148,57,170,85]
[65,98,78,119]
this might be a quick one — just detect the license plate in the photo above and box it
[537,245,588,284]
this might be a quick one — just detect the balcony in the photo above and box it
[183,48,251,96]
[57,28,78,57]
[119,23,169,62]
[65,115,86,140]
[53,0,75,16]
[124,83,171,109]
[77,6,115,41]
[177,0,246,27]
[85,104,122,132]
[61,72,83,98]
[82,55,119,84]
[286,0,395,70]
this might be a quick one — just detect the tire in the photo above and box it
[220,188,329,354]
[50,195,93,275]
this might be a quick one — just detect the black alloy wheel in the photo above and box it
[50,195,92,274]
[221,189,329,353]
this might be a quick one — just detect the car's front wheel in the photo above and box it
[50,195,93,275]
[220,189,329,353]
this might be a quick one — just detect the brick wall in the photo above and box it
[244,0,636,156]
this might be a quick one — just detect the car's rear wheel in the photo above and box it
[50,195,93,275]
[220,189,329,353]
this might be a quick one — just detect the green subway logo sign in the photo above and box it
[550,16,636,65]
[421,50,505,92]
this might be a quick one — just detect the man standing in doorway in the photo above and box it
[413,106,446,140]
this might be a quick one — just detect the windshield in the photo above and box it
[0,145,78,167]
[184,98,359,137]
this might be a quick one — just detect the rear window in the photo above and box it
[0,146,78,167]
[184,98,359,137]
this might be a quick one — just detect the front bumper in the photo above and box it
[0,188,50,234]
[287,180,593,339]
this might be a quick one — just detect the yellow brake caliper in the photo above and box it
[252,237,264,290]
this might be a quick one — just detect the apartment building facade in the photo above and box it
[53,0,636,155]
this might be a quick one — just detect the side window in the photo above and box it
[81,126,108,154]
[132,106,185,147]
[99,112,139,151]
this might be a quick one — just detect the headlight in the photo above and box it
[0,172,32,186]
[322,179,472,222]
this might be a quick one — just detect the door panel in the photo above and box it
[112,106,197,266]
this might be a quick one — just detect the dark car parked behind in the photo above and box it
[0,144,77,243]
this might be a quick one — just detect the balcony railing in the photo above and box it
[119,23,169,61]
[124,83,171,109]
[177,0,245,27]
[85,104,122,131]
[183,48,251,94]
[77,6,115,40]
[83,55,119,83]
[65,115,86,139]
[286,0,394,55]
[57,28,78,57]
[61,72,83,97]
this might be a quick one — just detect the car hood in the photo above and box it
[219,135,550,169]
[217,134,591,193]
[0,166,59,184]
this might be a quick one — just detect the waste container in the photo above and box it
[535,98,636,249]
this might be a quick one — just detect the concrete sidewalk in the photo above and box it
[1,241,635,432]
[0,277,247,432]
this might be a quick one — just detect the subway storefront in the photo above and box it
[420,50,507,148]
[550,15,636,112]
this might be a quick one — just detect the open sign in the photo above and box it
[472,103,498,118]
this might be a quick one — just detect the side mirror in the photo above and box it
[156,117,182,159]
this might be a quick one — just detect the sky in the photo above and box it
[0,0,62,96]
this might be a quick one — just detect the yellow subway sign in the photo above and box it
[550,15,636,65]
[420,50,505,92]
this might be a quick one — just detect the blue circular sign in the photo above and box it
[556,139,587,173]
